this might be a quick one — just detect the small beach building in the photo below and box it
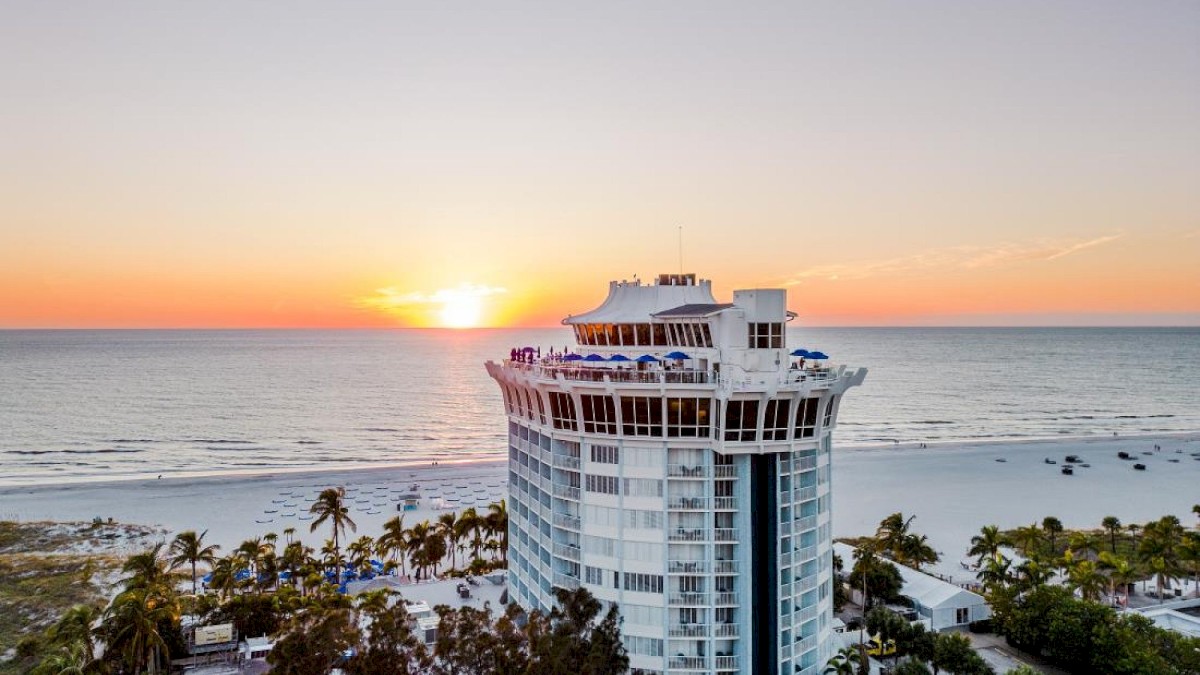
[835,542,990,631]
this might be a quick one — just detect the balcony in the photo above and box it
[667,656,709,670]
[795,545,818,562]
[713,497,737,510]
[667,464,708,478]
[713,560,738,575]
[667,496,709,510]
[667,623,708,637]
[668,560,708,574]
[713,465,737,479]
[553,485,581,501]
[797,486,818,502]
[714,528,737,542]
[668,528,708,542]
[553,543,581,562]
[553,513,581,530]
[796,603,820,623]
[668,592,709,606]
[714,623,739,638]
[795,515,818,532]
[714,655,739,671]
[552,454,581,470]
[552,572,580,590]
[714,592,738,606]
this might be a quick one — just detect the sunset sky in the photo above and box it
[2,2,1197,328]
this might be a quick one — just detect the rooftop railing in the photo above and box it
[506,360,712,385]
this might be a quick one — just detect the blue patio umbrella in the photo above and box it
[201,572,214,584]
[583,353,606,362]
[563,353,583,361]
[608,354,631,362]
[808,351,829,360]
[664,351,691,360]
[790,349,811,357]
[635,354,659,363]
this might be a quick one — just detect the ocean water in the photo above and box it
[1,328,1197,486]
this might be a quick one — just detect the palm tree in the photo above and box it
[968,525,1007,565]
[1098,551,1135,605]
[1014,558,1052,591]
[1067,560,1106,602]
[236,536,275,593]
[1101,516,1122,553]
[380,515,408,577]
[1042,517,1064,555]
[310,486,356,584]
[208,554,241,600]
[283,526,296,545]
[876,512,916,559]
[824,645,859,674]
[1139,515,1185,601]
[168,530,220,595]
[45,604,100,661]
[486,499,509,563]
[405,521,435,580]
[457,507,486,562]
[1127,522,1142,548]
[101,587,178,674]
[36,641,93,675]
[1180,532,1200,599]
[1011,523,1043,558]
[437,512,460,570]
[1067,532,1101,562]
[977,555,1012,595]
[121,543,179,594]
[347,535,376,572]
[898,534,938,570]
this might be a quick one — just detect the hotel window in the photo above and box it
[764,399,791,441]
[533,391,547,425]
[621,396,663,437]
[590,445,619,464]
[580,395,617,435]
[823,395,838,429]
[549,392,578,431]
[667,397,711,438]
[723,399,759,442]
[585,474,620,495]
[748,322,784,349]
[585,566,605,585]
[699,323,713,347]
[652,323,667,346]
[619,324,634,346]
[523,389,537,422]
[604,324,620,346]
[624,509,663,529]
[622,636,664,657]
[793,397,820,438]
[623,572,664,594]
[623,477,663,498]
[635,323,651,346]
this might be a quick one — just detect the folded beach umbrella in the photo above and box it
[635,354,659,362]
[608,354,631,362]
[790,349,811,357]
[664,351,691,360]
[583,353,607,362]
[808,351,829,360]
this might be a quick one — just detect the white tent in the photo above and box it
[834,542,990,631]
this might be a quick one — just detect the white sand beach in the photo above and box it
[1,433,1197,581]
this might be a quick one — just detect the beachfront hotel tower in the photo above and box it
[485,274,866,675]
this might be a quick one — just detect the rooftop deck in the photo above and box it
[502,354,847,387]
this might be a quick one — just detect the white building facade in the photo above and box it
[486,274,866,675]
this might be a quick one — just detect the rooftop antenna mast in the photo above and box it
[678,225,683,275]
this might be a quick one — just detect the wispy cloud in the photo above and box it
[357,283,508,311]
[781,233,1124,285]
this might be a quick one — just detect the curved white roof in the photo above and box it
[563,278,718,325]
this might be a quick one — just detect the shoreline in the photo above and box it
[1,432,1196,582]
[2,429,1196,491]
